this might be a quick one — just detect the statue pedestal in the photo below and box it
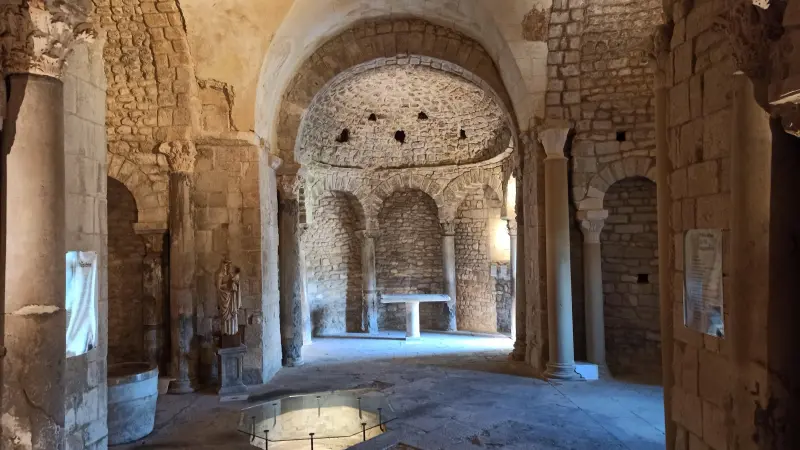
[217,344,248,402]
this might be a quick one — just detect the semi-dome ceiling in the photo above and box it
[297,63,512,169]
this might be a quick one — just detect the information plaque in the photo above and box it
[683,229,725,337]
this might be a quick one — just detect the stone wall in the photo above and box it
[455,188,500,333]
[601,177,660,379]
[492,262,513,334]
[375,189,445,330]
[546,0,661,211]
[304,193,362,335]
[192,140,261,383]
[107,178,145,365]
[64,40,110,450]
[663,0,735,447]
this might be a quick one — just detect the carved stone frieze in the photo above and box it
[0,0,94,78]
[158,140,197,174]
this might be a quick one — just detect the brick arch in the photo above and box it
[305,173,368,228]
[577,156,657,211]
[274,17,518,165]
[440,167,504,221]
[107,155,168,227]
[364,174,447,225]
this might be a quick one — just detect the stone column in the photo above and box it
[440,221,458,331]
[160,141,198,394]
[2,72,68,450]
[278,195,303,366]
[299,224,313,345]
[539,126,580,380]
[356,230,380,334]
[136,227,168,373]
[507,219,518,340]
[577,210,608,367]
[2,3,89,445]
[512,165,527,361]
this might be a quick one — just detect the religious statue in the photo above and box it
[216,258,242,336]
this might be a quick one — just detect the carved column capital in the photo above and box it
[355,229,380,241]
[439,221,456,236]
[577,209,609,244]
[0,1,94,79]
[158,140,197,174]
[266,154,283,171]
[506,218,518,237]
[538,123,571,160]
[134,226,167,254]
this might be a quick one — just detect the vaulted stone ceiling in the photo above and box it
[298,63,511,169]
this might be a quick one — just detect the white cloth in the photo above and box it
[65,251,98,357]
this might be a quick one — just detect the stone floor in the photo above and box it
[118,332,665,449]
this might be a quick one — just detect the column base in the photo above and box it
[510,342,527,362]
[283,356,304,367]
[544,362,581,381]
[168,379,195,394]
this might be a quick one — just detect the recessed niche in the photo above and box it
[459,129,467,140]
[395,130,406,144]
[637,273,649,284]
[336,128,350,143]
[418,112,428,120]
[616,131,627,142]
[368,113,377,122]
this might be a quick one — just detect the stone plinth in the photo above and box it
[218,345,248,402]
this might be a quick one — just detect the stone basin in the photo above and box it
[107,362,159,445]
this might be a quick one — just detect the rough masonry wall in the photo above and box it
[299,62,511,169]
[492,262,513,334]
[64,41,110,450]
[546,0,661,210]
[665,1,734,447]
[94,0,200,228]
[107,178,145,365]
[305,193,362,335]
[375,190,445,330]
[192,141,261,383]
[601,177,660,379]
[455,189,499,333]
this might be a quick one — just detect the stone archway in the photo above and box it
[600,176,661,381]
[375,188,446,330]
[303,191,365,335]
[107,177,147,365]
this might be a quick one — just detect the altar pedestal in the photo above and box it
[217,345,248,402]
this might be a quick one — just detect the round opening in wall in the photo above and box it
[418,112,428,120]
[459,129,467,140]
[394,130,406,144]
[368,113,377,122]
[336,128,350,143]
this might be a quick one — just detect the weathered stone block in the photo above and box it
[687,161,718,197]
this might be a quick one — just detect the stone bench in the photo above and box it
[379,294,451,339]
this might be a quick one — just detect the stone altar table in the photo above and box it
[379,294,451,339]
